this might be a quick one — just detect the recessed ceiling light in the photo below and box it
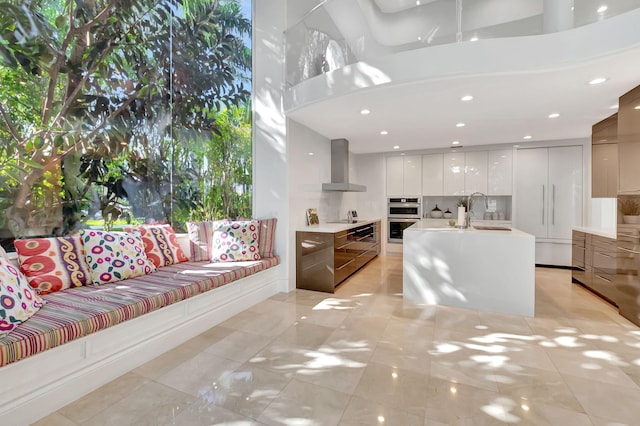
[417,36,422,41]
[610,104,619,109]
[588,77,607,85]
[360,109,371,115]
[469,36,479,42]
[400,153,406,156]
[393,145,400,149]
[452,141,460,145]
[523,135,532,140]
[380,130,388,135]
[634,105,640,110]
[597,5,608,14]
[461,95,473,102]
[548,113,560,118]
[416,0,420,5]
[456,122,465,127]
[308,152,314,156]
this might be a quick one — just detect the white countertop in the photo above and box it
[573,226,616,239]
[296,218,381,233]
[406,219,531,237]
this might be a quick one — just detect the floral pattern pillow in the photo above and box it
[0,254,45,337]
[81,230,155,285]
[211,220,261,262]
[14,235,93,294]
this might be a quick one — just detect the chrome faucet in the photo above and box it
[465,192,488,228]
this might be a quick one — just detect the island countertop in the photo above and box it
[405,219,531,237]
[295,218,381,233]
[403,219,536,317]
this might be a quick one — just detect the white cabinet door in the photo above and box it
[386,156,404,196]
[548,145,583,240]
[403,155,422,196]
[488,149,513,195]
[443,153,465,195]
[464,151,488,194]
[422,154,443,195]
[515,148,548,239]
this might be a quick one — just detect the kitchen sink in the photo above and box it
[473,225,512,231]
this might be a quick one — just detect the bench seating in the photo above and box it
[0,255,282,423]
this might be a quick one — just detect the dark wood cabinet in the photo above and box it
[296,221,380,293]
[618,86,640,194]
[592,113,618,198]
[572,230,618,305]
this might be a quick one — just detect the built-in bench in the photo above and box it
[0,228,283,424]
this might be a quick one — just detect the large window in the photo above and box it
[0,0,252,249]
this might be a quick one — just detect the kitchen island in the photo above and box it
[403,220,535,316]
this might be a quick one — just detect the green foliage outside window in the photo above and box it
[0,0,252,247]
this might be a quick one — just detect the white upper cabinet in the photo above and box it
[403,155,422,195]
[464,151,488,195]
[488,149,513,195]
[443,151,488,195]
[443,152,465,195]
[386,155,422,196]
[421,153,444,196]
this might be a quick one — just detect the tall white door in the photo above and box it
[403,155,422,196]
[516,146,583,240]
[386,156,404,196]
[516,148,548,239]
[443,153,465,195]
[548,145,583,240]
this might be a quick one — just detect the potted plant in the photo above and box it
[619,199,640,224]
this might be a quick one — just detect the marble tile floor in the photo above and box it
[34,256,640,426]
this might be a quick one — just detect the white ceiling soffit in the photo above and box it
[285,8,640,154]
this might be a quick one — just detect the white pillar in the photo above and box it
[543,0,574,33]
[253,0,290,291]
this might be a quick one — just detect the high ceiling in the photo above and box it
[284,2,640,154]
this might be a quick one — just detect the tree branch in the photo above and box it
[0,101,23,144]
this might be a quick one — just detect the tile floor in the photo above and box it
[34,256,640,425]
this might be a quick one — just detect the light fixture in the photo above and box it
[470,36,479,42]
[452,141,460,145]
[634,105,640,110]
[461,95,473,102]
[610,104,619,109]
[416,0,420,4]
[588,77,607,85]
[456,122,465,127]
[380,130,388,135]
[308,152,314,156]
[360,109,371,115]
[393,145,400,149]
[548,113,560,118]
[597,5,608,14]
[523,135,532,140]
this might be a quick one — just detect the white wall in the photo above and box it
[253,0,289,292]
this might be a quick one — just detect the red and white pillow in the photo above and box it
[14,235,93,294]
[123,225,188,268]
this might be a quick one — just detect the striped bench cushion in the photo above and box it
[0,258,279,367]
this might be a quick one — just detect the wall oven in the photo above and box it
[388,197,421,218]
[388,197,421,243]
[388,218,420,243]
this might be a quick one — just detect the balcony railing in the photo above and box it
[285,0,640,87]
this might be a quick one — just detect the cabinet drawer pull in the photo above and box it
[596,252,613,258]
[336,258,356,271]
[618,233,639,238]
[619,246,640,255]
[595,274,612,283]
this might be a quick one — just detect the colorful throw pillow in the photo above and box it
[211,220,261,262]
[0,255,44,337]
[257,218,277,258]
[81,230,155,285]
[123,225,188,268]
[186,219,232,262]
[14,235,93,294]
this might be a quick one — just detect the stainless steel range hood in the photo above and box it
[322,139,367,192]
